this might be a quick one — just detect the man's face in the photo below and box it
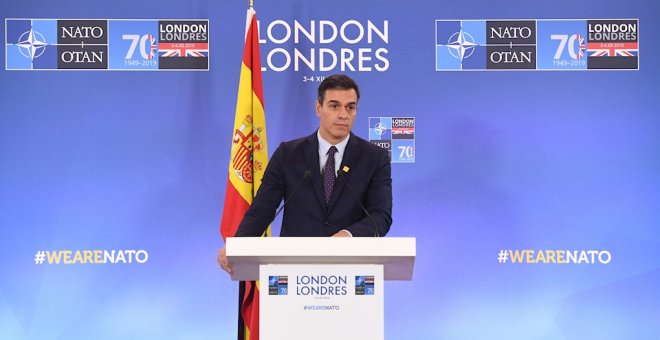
[316,88,358,144]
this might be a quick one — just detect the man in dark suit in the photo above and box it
[218,74,392,274]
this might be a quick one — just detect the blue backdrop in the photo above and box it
[1,0,659,339]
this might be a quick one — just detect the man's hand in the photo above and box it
[331,230,352,237]
[217,246,233,275]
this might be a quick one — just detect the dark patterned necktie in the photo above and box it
[323,146,338,205]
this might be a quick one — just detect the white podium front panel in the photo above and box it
[260,264,384,340]
[227,237,415,281]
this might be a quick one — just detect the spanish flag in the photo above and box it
[220,5,268,340]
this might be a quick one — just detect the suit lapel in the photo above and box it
[328,133,360,212]
[304,132,326,211]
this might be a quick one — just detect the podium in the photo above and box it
[226,237,416,340]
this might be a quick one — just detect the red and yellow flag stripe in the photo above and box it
[220,7,268,340]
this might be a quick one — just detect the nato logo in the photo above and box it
[5,19,58,70]
[436,20,487,70]
[369,117,391,140]
[355,275,374,295]
[268,275,288,295]
[369,117,392,161]
[537,20,587,70]
[436,19,537,70]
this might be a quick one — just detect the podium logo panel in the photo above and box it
[355,275,375,295]
[259,265,383,340]
[269,275,288,295]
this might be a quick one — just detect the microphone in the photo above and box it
[267,170,311,227]
[336,169,380,237]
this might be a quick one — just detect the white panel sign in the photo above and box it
[260,264,384,340]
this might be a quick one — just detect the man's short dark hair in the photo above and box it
[317,74,360,104]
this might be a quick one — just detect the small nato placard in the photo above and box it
[369,117,415,163]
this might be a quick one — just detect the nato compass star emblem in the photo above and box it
[446,30,477,60]
[16,29,49,61]
[374,122,388,136]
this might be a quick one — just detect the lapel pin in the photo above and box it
[342,166,350,173]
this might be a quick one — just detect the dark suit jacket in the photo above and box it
[235,131,392,237]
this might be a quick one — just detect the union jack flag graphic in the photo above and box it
[587,42,638,57]
[147,35,157,60]
[158,42,209,57]
[576,34,586,59]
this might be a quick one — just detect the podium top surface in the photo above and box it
[226,237,416,281]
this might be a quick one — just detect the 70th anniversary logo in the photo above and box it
[5,18,209,70]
